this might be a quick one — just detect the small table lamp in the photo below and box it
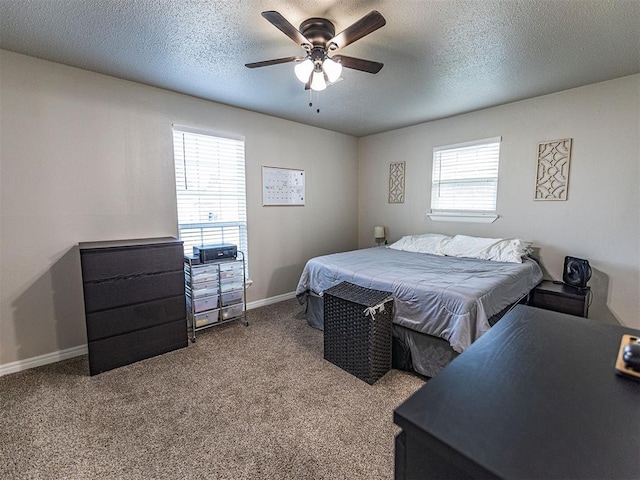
[374,226,386,246]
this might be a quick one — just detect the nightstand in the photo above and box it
[527,280,590,318]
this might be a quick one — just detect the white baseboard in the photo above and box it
[0,291,297,377]
[0,344,88,378]
[246,291,297,310]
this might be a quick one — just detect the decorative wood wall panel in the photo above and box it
[535,138,572,201]
[389,161,405,203]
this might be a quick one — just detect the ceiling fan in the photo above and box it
[245,10,386,91]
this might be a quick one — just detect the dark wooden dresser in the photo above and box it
[394,305,640,479]
[79,237,187,375]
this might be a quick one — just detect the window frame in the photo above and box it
[428,136,501,223]
[172,125,249,270]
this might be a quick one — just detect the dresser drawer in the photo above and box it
[86,295,186,341]
[80,242,184,282]
[82,271,185,313]
[88,319,187,375]
[529,290,586,317]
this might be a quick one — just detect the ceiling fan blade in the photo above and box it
[245,56,304,68]
[332,55,383,74]
[328,10,386,51]
[261,11,311,49]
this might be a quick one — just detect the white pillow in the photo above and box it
[441,235,532,263]
[388,233,452,255]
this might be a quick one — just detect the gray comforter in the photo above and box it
[296,247,543,353]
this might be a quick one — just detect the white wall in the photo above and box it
[2,49,637,369]
[359,75,640,329]
[0,50,359,366]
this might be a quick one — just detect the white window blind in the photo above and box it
[172,127,248,270]
[431,137,501,214]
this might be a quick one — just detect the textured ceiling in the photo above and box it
[1,0,639,137]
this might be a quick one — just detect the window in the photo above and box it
[429,137,501,222]
[172,126,248,270]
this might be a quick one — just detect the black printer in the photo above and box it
[193,243,237,263]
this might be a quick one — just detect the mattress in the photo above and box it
[296,247,543,353]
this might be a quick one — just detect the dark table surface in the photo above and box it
[394,304,640,479]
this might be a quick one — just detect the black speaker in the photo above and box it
[563,256,591,289]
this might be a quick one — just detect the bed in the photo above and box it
[296,234,544,377]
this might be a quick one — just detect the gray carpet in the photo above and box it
[0,299,425,479]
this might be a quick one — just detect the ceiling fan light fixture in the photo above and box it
[294,58,314,83]
[322,57,342,83]
[310,70,327,91]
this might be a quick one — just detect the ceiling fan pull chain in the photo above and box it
[307,89,320,113]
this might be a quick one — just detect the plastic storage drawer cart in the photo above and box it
[323,281,394,384]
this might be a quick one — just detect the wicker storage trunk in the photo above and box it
[323,282,394,384]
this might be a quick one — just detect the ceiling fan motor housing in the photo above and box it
[299,18,336,50]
